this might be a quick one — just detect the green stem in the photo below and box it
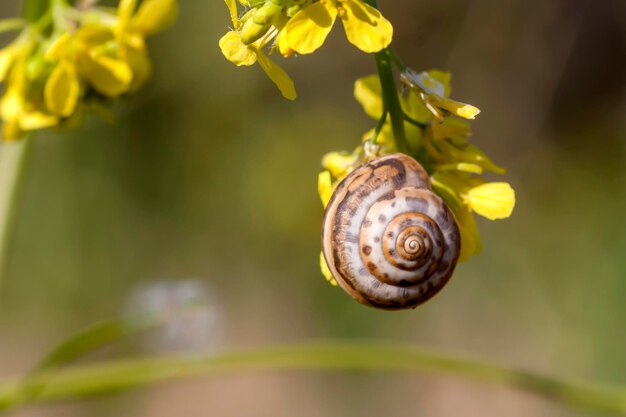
[370,110,388,144]
[387,48,407,71]
[374,50,408,154]
[0,139,31,288]
[404,113,428,129]
[0,341,625,414]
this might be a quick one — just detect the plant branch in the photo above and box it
[404,113,428,129]
[0,341,625,414]
[374,49,408,153]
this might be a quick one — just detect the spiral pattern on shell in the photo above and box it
[321,154,461,310]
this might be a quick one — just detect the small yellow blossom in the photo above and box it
[285,0,393,54]
[0,48,57,139]
[0,0,177,139]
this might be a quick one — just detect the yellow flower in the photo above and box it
[401,69,480,121]
[219,0,296,100]
[462,182,515,220]
[284,0,393,54]
[45,0,175,99]
[0,0,176,139]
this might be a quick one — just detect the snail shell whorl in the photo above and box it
[321,154,461,310]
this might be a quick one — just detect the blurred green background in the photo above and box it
[1,0,625,416]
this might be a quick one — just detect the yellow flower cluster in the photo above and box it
[219,0,393,100]
[318,70,515,269]
[0,0,177,140]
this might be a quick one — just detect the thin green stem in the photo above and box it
[0,139,31,288]
[388,48,407,71]
[404,113,428,129]
[374,49,408,153]
[370,110,388,144]
[0,341,624,415]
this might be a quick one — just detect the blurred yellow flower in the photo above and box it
[0,0,177,139]
[0,48,57,139]
[285,0,393,54]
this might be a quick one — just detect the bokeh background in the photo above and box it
[1,0,625,416]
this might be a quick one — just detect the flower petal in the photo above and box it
[285,0,337,54]
[276,28,295,57]
[224,0,239,28]
[455,206,482,262]
[45,61,80,117]
[340,0,392,53]
[118,0,138,28]
[318,170,333,207]
[219,31,257,66]
[255,49,296,100]
[19,111,58,131]
[429,96,481,120]
[431,176,482,262]
[354,75,383,119]
[126,44,152,92]
[131,0,178,36]
[320,251,338,286]
[321,151,357,179]
[0,45,16,82]
[464,182,515,220]
[78,52,133,97]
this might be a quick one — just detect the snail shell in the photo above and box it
[321,153,461,310]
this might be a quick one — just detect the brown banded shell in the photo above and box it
[321,153,461,310]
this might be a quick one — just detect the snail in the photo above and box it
[321,153,461,310]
